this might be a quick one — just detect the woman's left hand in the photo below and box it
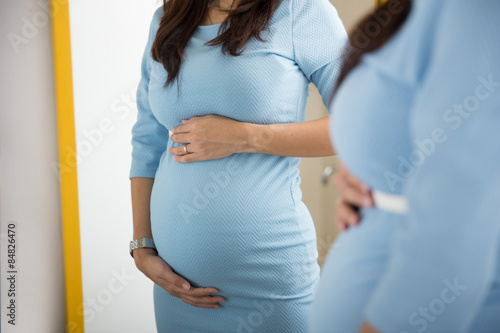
[334,161,374,230]
[168,115,250,163]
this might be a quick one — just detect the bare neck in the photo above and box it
[201,0,240,26]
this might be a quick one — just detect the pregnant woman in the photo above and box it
[312,0,500,332]
[129,0,347,331]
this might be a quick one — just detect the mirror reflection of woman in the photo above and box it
[312,0,500,332]
[129,0,347,331]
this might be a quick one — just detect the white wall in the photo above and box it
[68,0,161,332]
[0,0,65,332]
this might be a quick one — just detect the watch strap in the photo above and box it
[129,237,156,258]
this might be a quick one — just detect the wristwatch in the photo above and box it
[129,237,156,258]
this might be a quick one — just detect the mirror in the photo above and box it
[70,1,374,331]
[0,1,373,332]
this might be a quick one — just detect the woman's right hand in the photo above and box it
[133,248,225,309]
[334,162,374,230]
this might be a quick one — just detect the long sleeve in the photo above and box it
[291,0,347,109]
[364,1,500,332]
[129,7,170,179]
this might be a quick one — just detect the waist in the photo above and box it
[372,190,408,214]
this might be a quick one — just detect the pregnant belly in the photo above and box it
[149,152,318,295]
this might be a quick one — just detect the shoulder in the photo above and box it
[272,0,338,22]
[289,0,345,41]
[146,6,163,37]
[152,6,164,26]
[290,0,340,19]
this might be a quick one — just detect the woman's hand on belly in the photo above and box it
[168,115,252,163]
[168,115,335,163]
[334,161,374,230]
[134,248,225,309]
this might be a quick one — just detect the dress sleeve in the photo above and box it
[129,7,170,179]
[291,0,347,109]
[364,1,500,332]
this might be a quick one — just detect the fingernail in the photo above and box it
[363,198,372,207]
[182,282,190,290]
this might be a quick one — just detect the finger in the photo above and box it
[174,153,203,163]
[182,116,206,124]
[158,279,220,299]
[160,269,194,293]
[170,133,191,144]
[342,185,372,208]
[335,199,349,231]
[167,146,184,156]
[181,298,220,309]
[337,220,348,231]
[333,173,348,192]
[184,286,221,297]
[172,122,194,134]
[336,200,361,228]
[181,298,219,309]
[335,200,349,230]
[338,162,371,194]
[342,168,371,196]
[346,174,371,197]
[183,294,225,305]
[168,145,192,156]
[334,171,372,208]
[159,271,220,297]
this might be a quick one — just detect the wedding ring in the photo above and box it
[184,144,189,154]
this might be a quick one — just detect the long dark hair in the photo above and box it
[331,0,412,103]
[151,0,280,87]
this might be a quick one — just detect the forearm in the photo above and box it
[131,177,155,239]
[244,117,335,157]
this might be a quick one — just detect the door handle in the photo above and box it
[322,165,337,185]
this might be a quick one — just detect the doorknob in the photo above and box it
[322,165,337,185]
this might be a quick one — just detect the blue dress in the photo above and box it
[129,1,347,331]
[312,0,500,332]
